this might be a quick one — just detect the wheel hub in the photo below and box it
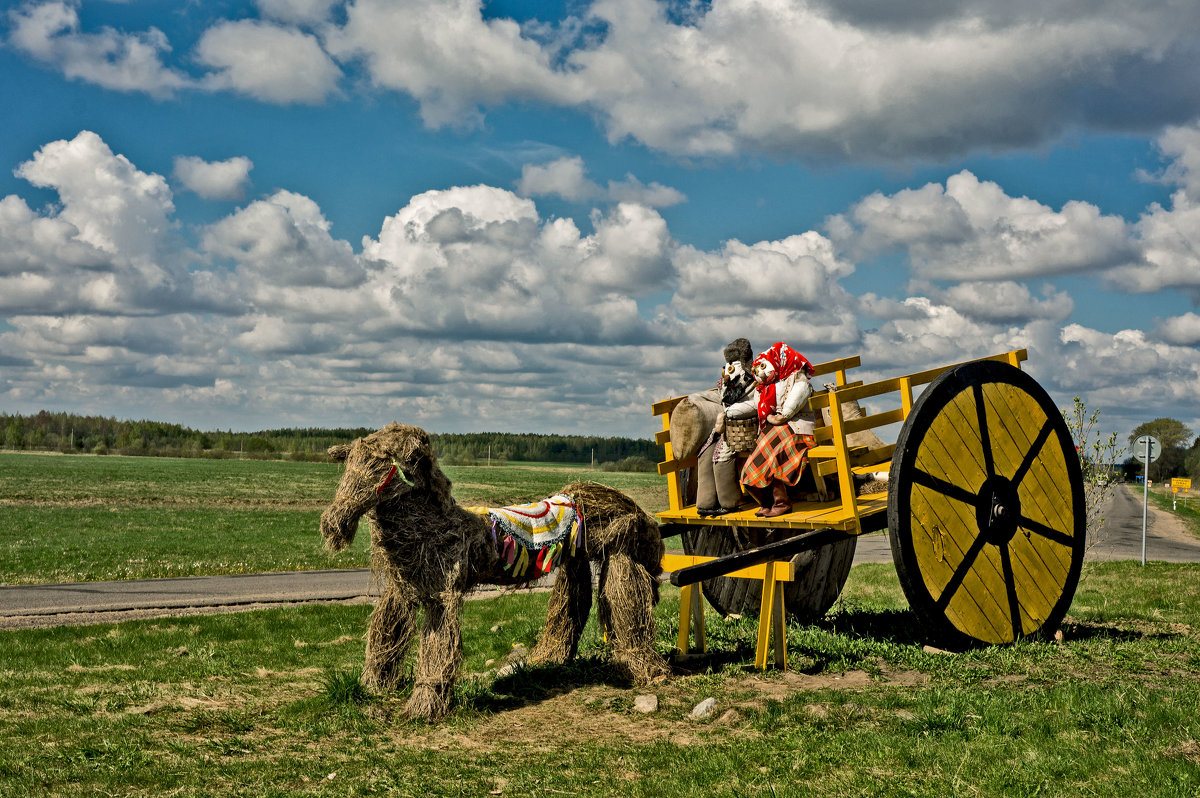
[977,476,1020,546]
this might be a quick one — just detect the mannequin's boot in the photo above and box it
[761,481,791,518]
[751,486,771,516]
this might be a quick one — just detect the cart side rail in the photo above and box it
[800,348,1027,530]
[652,348,1027,524]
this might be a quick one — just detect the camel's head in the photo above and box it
[319,422,444,552]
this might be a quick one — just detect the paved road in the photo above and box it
[1,485,1196,629]
[0,568,552,630]
[849,483,1200,565]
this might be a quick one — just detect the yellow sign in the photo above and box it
[1172,477,1192,493]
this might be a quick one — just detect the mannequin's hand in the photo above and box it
[714,412,726,434]
[767,413,788,426]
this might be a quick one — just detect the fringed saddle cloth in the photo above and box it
[466,494,583,580]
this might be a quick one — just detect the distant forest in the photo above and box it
[0,411,660,470]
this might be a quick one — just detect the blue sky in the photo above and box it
[1,0,1198,448]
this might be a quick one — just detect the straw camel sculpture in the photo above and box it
[319,423,670,720]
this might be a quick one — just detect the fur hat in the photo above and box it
[722,337,753,367]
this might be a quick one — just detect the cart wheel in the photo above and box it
[681,525,857,622]
[888,360,1085,647]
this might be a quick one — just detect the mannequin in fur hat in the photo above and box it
[727,342,818,518]
[695,338,755,517]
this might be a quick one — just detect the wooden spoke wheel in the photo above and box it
[888,361,1085,647]
[681,525,857,622]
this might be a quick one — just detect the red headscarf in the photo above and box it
[752,342,814,427]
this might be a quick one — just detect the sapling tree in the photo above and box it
[1063,396,1124,549]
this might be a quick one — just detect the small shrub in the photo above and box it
[320,668,370,707]
[599,456,657,473]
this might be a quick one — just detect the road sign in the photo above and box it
[1172,477,1192,492]
[1133,435,1161,464]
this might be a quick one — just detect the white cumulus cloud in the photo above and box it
[828,171,1136,280]
[173,155,253,201]
[517,157,601,202]
[1108,121,1200,301]
[926,281,1074,324]
[518,156,687,208]
[256,0,341,26]
[1157,312,1200,346]
[1,129,1197,438]
[325,0,572,127]
[195,19,341,104]
[7,1,192,97]
[203,190,365,291]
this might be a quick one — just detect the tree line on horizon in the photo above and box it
[8,409,1196,482]
[0,411,660,470]
[1122,417,1200,484]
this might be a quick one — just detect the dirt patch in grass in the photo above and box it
[381,666,929,754]
[66,663,137,673]
[1171,740,1200,763]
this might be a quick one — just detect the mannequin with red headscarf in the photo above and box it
[722,341,817,518]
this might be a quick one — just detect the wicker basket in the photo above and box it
[723,417,759,453]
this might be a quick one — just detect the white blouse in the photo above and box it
[725,373,816,435]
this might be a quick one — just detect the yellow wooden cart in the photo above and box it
[652,349,1085,667]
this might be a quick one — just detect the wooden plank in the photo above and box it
[756,566,782,669]
[690,585,707,653]
[807,382,865,411]
[655,428,671,445]
[661,412,684,512]
[810,355,861,377]
[851,461,891,476]
[677,583,696,653]
[852,444,895,467]
[813,459,840,478]
[651,395,687,416]
[662,553,795,582]
[655,504,883,532]
[657,454,697,476]
[826,398,861,533]
[834,350,1028,405]
[842,408,905,434]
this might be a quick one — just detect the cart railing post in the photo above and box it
[662,412,684,512]
[827,388,861,533]
[899,376,914,419]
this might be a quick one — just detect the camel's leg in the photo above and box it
[529,555,594,666]
[362,577,419,691]
[598,550,671,685]
[404,592,464,721]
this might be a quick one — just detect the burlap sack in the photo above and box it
[669,389,721,461]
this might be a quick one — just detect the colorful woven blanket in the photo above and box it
[470,494,583,579]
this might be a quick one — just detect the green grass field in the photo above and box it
[0,562,1198,796]
[1149,483,1200,527]
[3,452,1200,795]
[0,452,664,585]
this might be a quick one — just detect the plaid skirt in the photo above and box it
[740,425,815,489]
